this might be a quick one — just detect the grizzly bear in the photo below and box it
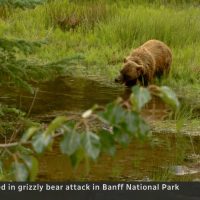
[115,39,172,86]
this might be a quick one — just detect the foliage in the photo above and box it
[0,37,84,93]
[0,85,179,181]
[0,103,38,142]
[0,0,86,93]
[0,0,85,181]
[0,38,41,93]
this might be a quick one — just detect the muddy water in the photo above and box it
[0,77,123,117]
[0,76,168,121]
[1,76,200,181]
[37,134,200,181]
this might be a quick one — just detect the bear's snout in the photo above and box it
[125,79,137,87]
[115,75,124,83]
[114,77,119,82]
[114,77,121,83]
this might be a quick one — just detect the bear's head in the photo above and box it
[115,60,144,87]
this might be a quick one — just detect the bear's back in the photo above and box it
[141,40,172,73]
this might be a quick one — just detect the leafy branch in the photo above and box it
[0,37,84,93]
[0,85,179,181]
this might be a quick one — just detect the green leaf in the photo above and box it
[81,131,101,160]
[113,127,131,146]
[69,148,85,168]
[124,111,139,134]
[17,146,34,155]
[131,86,151,111]
[158,86,180,110]
[137,118,150,139]
[60,131,81,156]
[32,132,52,154]
[45,116,67,135]
[64,120,76,129]
[13,162,29,181]
[21,127,39,142]
[21,155,39,181]
[98,103,125,125]
[99,130,116,156]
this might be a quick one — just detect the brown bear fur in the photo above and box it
[115,39,172,86]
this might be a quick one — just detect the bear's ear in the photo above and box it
[136,65,144,74]
[123,57,128,63]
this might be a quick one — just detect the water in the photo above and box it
[0,76,199,181]
[36,133,200,181]
[0,76,123,117]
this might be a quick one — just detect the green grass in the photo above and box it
[0,0,200,181]
[1,0,200,93]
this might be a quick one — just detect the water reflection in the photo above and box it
[0,77,199,181]
[0,76,123,116]
[0,76,169,121]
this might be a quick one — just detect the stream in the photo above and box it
[0,76,199,181]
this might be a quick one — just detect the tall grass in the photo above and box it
[96,6,200,48]
[1,0,200,89]
[44,0,116,32]
[71,0,200,6]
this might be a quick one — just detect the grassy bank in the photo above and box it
[0,0,200,181]
[1,0,200,96]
